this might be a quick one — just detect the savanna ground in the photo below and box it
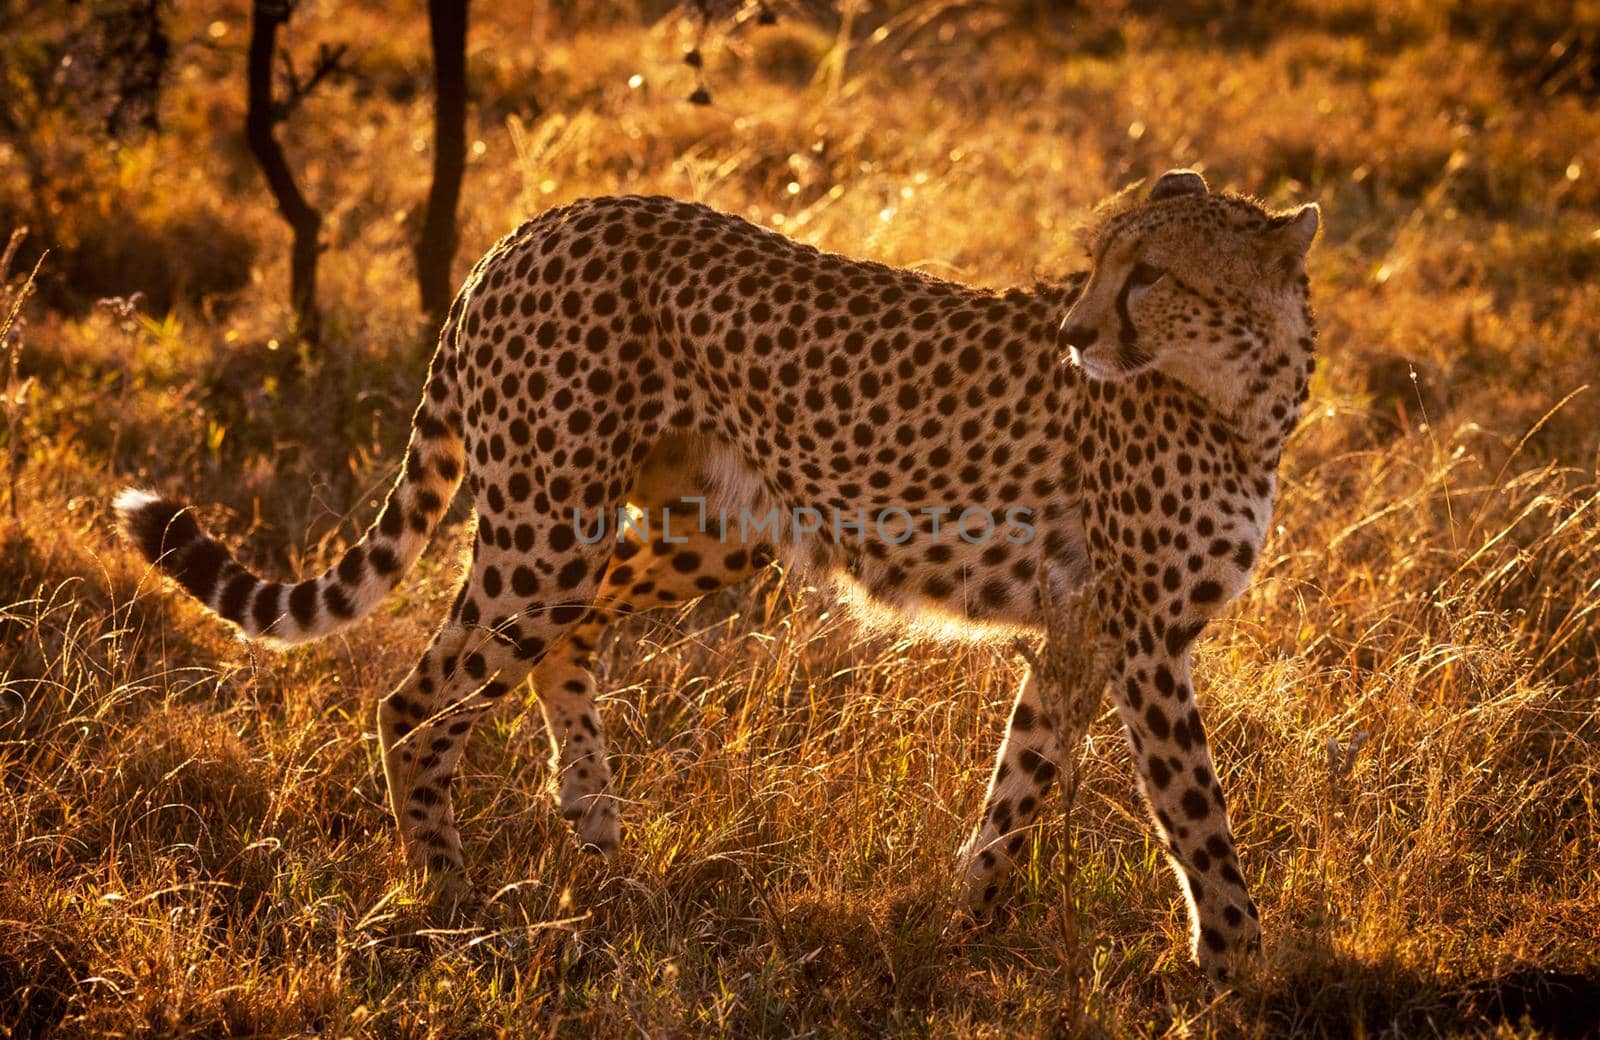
[3,1,1600,1035]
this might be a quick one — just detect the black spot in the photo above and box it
[217,571,255,624]
[1165,621,1203,656]
[379,502,405,538]
[252,584,282,633]
[289,581,319,627]
[557,558,589,590]
[1147,756,1172,789]
[369,544,400,575]
[338,546,366,585]
[173,540,228,604]
[324,582,355,618]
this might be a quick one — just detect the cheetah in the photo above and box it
[116,169,1319,986]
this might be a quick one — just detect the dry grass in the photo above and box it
[3,1,1599,1035]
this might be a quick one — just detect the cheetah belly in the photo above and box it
[691,438,1093,639]
[835,510,1095,637]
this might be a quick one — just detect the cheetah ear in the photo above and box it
[1148,169,1208,202]
[1267,203,1320,258]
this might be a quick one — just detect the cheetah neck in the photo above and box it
[1166,292,1317,471]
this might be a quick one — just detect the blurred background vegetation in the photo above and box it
[1,1,1598,1036]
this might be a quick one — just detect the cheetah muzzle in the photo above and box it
[116,167,1319,989]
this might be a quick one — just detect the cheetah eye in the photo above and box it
[1127,261,1166,290]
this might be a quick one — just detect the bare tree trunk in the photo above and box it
[246,0,321,345]
[417,0,469,329]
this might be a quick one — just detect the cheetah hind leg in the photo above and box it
[529,509,769,857]
[530,632,620,856]
[377,534,610,895]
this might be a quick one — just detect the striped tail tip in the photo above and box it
[115,489,198,565]
[114,488,231,606]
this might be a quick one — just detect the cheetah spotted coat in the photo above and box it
[117,169,1320,986]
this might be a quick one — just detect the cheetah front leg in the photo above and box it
[1111,645,1259,986]
[958,665,1067,912]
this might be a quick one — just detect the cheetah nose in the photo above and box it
[1059,321,1098,350]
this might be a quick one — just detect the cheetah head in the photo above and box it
[1059,169,1319,410]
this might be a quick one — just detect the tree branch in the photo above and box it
[245,0,327,345]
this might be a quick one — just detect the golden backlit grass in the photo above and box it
[2,1,1599,1035]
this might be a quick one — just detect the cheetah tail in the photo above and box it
[113,330,466,645]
